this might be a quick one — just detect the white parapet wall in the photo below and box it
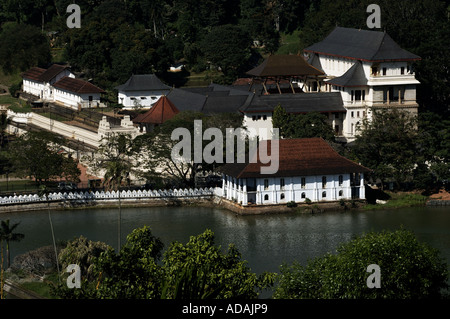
[0,187,217,206]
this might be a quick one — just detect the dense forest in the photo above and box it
[0,0,448,117]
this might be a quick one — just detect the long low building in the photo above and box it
[22,64,105,110]
[219,137,371,206]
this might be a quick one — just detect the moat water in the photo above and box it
[2,205,449,297]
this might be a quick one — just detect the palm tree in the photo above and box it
[38,185,60,282]
[0,219,24,269]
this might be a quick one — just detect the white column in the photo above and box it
[359,173,365,199]
[242,179,248,206]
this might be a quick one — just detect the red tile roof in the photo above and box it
[53,77,105,94]
[22,64,69,82]
[22,67,47,81]
[132,96,179,124]
[220,138,371,178]
[246,54,325,77]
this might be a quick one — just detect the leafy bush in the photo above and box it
[286,201,297,208]
[274,229,449,299]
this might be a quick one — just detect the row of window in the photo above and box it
[129,96,158,101]
[251,115,268,121]
[351,111,366,118]
[263,190,345,201]
[263,176,344,190]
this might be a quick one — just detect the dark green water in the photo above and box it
[2,205,449,278]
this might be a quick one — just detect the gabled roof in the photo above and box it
[304,27,421,62]
[241,92,345,114]
[326,61,368,87]
[22,64,69,82]
[220,138,371,178]
[132,96,179,124]
[116,74,171,92]
[53,77,105,94]
[246,54,325,77]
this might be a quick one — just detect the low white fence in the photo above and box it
[0,187,218,206]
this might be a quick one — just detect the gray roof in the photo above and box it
[326,61,368,87]
[115,74,171,92]
[166,88,206,112]
[241,92,345,114]
[304,27,421,62]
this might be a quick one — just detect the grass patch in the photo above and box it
[0,94,32,113]
[0,69,22,87]
[363,191,428,210]
[277,30,302,55]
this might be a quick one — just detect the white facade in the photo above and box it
[222,173,365,206]
[22,69,74,101]
[319,57,420,141]
[54,88,102,110]
[118,90,168,109]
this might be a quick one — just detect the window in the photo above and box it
[339,190,343,197]
[301,177,306,188]
[257,115,261,120]
[264,179,269,190]
[130,97,136,100]
[382,67,387,76]
[322,191,326,198]
[322,176,327,188]
[252,116,256,121]
[264,194,269,201]
[339,175,343,186]
[401,67,405,75]
[371,66,378,75]
[334,125,340,134]
[357,111,360,117]
[280,193,285,200]
[280,178,285,189]
[263,115,267,120]
[351,111,354,118]
[151,96,157,100]
[301,192,306,199]
[355,90,362,101]
[141,97,147,100]
[363,111,366,117]
[335,113,340,119]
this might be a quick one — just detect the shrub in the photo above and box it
[274,229,449,299]
[286,201,297,208]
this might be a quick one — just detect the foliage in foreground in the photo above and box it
[274,229,449,299]
[52,227,274,299]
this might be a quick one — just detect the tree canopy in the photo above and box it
[274,229,449,299]
[52,227,275,299]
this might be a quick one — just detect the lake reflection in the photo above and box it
[2,206,450,278]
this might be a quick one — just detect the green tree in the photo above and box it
[201,24,254,82]
[0,22,51,74]
[7,131,81,186]
[163,229,275,299]
[351,108,418,189]
[0,219,24,269]
[58,236,111,282]
[272,105,335,141]
[274,229,449,299]
[86,133,138,250]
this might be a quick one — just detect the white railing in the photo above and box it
[0,187,217,206]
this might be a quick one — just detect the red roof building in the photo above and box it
[219,137,370,206]
[133,95,179,131]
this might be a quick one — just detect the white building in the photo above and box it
[304,27,421,141]
[52,77,105,110]
[115,74,171,109]
[220,138,370,206]
[22,64,74,100]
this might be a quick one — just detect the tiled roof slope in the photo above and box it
[304,27,421,62]
[220,137,371,178]
[53,77,105,94]
[22,64,69,82]
[246,54,325,77]
[133,96,179,124]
